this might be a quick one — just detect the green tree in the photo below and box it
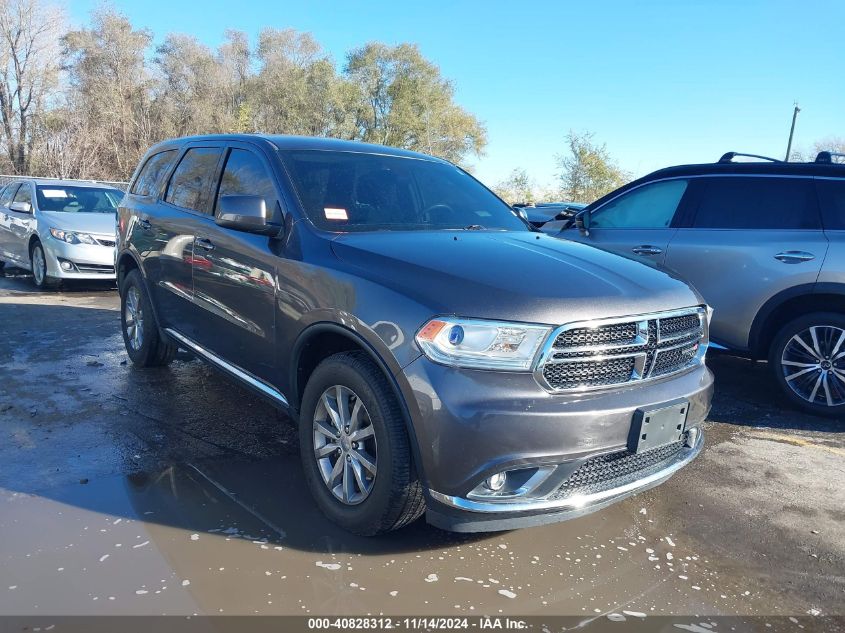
[556,131,630,203]
[493,168,536,205]
[155,34,236,137]
[252,28,349,137]
[344,43,486,165]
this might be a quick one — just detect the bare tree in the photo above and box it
[0,0,64,174]
[62,9,156,179]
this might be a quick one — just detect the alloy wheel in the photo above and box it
[32,246,45,285]
[313,385,378,505]
[124,287,144,351]
[780,325,845,407]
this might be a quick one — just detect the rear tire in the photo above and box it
[120,269,177,367]
[299,351,425,535]
[770,312,845,418]
[30,241,58,289]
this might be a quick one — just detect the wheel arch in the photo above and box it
[116,249,142,290]
[290,322,428,487]
[28,233,41,256]
[116,249,168,341]
[749,283,845,359]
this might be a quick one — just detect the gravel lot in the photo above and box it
[0,270,842,621]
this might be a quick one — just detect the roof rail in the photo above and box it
[718,152,782,164]
[815,151,845,164]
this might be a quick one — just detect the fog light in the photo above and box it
[59,259,73,271]
[484,472,507,491]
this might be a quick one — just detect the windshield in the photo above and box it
[280,150,527,232]
[35,185,124,214]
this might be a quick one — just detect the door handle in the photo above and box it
[774,251,814,264]
[195,238,215,252]
[632,245,662,256]
[137,218,151,231]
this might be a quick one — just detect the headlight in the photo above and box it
[416,317,552,371]
[49,228,98,245]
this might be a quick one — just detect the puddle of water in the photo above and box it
[0,456,808,616]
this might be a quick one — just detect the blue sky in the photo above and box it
[68,0,845,190]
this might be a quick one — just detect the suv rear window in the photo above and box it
[165,148,223,213]
[692,177,820,230]
[280,150,525,232]
[131,150,177,197]
[816,179,845,230]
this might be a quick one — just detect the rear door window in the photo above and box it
[131,150,178,197]
[816,179,845,230]
[215,149,277,214]
[164,147,224,213]
[591,179,688,228]
[691,177,820,229]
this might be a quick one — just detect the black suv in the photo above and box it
[117,135,713,534]
[549,151,845,417]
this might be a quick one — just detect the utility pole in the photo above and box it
[785,102,800,161]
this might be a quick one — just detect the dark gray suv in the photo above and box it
[116,135,713,534]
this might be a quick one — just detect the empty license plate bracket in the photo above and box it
[628,400,689,453]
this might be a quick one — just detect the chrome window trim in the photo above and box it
[164,327,289,406]
[533,306,707,393]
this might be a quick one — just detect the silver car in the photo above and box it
[0,179,124,287]
[551,151,845,417]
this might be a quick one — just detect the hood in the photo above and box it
[330,231,703,325]
[38,211,116,236]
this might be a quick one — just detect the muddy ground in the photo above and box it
[0,270,842,620]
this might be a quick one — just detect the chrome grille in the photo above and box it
[660,313,702,339]
[75,263,115,274]
[548,435,688,500]
[652,342,700,377]
[542,356,636,390]
[536,307,707,392]
[554,322,639,348]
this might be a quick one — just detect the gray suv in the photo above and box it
[116,135,713,534]
[552,151,845,417]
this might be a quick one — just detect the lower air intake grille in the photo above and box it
[549,436,688,500]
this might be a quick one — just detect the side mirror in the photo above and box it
[514,207,529,221]
[575,210,591,236]
[216,195,281,236]
[10,201,31,213]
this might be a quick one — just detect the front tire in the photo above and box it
[30,241,57,289]
[120,269,177,367]
[299,351,425,535]
[770,312,845,418]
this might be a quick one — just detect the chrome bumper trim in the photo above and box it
[429,429,703,514]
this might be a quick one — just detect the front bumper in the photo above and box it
[426,428,703,532]
[400,356,713,532]
[43,236,116,280]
